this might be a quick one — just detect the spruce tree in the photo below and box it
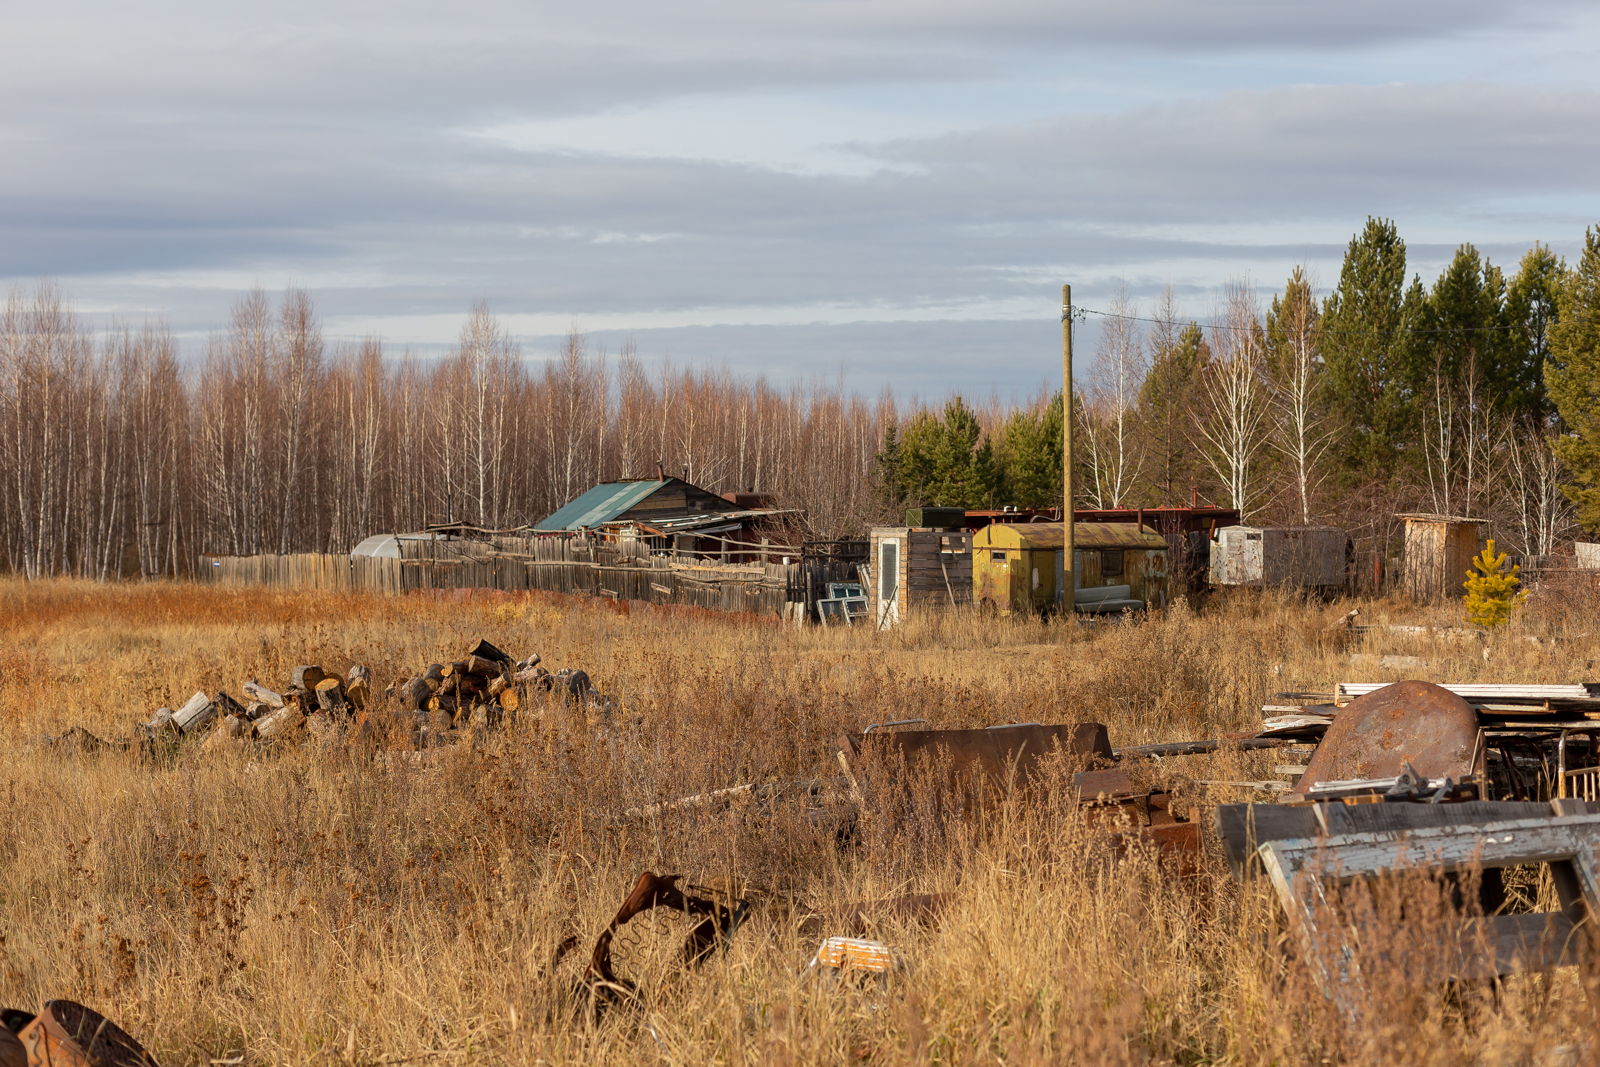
[1546,225,1600,534]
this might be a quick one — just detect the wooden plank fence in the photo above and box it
[197,536,863,620]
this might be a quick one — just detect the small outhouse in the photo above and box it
[971,522,1169,615]
[1400,514,1485,603]
[1209,525,1348,591]
[868,526,973,628]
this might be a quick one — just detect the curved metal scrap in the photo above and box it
[1295,680,1480,793]
[585,871,748,996]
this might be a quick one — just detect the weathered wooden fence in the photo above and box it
[197,536,862,620]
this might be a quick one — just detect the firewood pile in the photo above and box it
[127,637,598,751]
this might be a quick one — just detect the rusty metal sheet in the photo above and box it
[840,723,1113,790]
[1295,680,1480,793]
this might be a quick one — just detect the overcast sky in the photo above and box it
[3,0,1598,398]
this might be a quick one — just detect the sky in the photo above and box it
[3,0,1599,398]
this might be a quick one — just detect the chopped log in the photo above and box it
[498,687,519,712]
[215,690,248,719]
[455,674,486,696]
[147,707,177,733]
[423,663,445,688]
[516,653,542,670]
[346,665,371,710]
[292,665,327,690]
[403,676,433,710]
[315,677,347,713]
[346,665,372,707]
[173,691,216,733]
[242,679,285,709]
[465,654,501,677]
[448,660,470,677]
[245,701,271,720]
[469,638,513,666]
[514,666,545,685]
[255,704,305,741]
[487,675,509,698]
[207,714,256,748]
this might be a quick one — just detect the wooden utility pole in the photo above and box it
[1062,284,1074,608]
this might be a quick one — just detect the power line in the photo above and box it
[1070,304,1582,339]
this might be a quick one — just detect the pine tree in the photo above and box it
[1546,225,1600,534]
[885,398,1004,510]
[1419,244,1506,399]
[1505,243,1567,422]
[873,422,904,518]
[1463,539,1525,627]
[1320,218,1424,484]
[998,392,1063,509]
[1137,321,1210,505]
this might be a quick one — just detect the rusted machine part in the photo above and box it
[838,723,1114,792]
[1073,768,1201,866]
[1294,680,1481,794]
[17,1001,158,1067]
[585,871,747,994]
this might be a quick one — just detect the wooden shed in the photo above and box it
[1400,514,1484,603]
[972,522,1169,616]
[1208,525,1348,591]
[868,527,973,628]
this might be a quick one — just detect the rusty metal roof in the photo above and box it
[977,522,1167,551]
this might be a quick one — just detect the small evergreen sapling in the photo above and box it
[1463,539,1526,627]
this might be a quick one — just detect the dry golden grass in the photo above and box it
[1,577,1598,1065]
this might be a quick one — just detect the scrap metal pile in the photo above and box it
[1216,678,1600,1024]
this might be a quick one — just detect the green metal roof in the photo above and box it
[535,480,667,531]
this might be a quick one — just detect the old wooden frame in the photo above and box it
[1256,801,1600,1021]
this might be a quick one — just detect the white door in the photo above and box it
[877,539,900,629]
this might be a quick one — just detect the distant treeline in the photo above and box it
[0,291,888,579]
[2,216,1598,581]
[878,218,1600,565]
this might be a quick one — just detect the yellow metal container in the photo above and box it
[972,522,1169,615]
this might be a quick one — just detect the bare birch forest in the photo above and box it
[0,284,890,578]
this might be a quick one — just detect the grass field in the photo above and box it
[2,577,1598,1064]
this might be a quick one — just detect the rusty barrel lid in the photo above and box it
[1294,680,1479,793]
[18,1001,157,1067]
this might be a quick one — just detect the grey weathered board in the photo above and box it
[1234,799,1600,1022]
